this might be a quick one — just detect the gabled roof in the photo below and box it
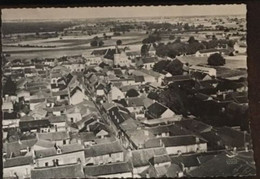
[132,147,168,167]
[147,102,169,118]
[84,161,132,176]
[31,163,84,179]
[37,131,70,141]
[147,123,193,136]
[19,119,51,131]
[34,143,84,158]
[70,86,83,97]
[84,140,124,157]
[176,119,213,134]
[3,112,19,120]
[188,152,256,177]
[4,155,33,168]
[144,135,207,148]
[3,139,37,158]
[171,154,200,168]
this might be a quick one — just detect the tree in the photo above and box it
[208,53,226,66]
[90,40,98,47]
[3,76,16,96]
[165,59,183,76]
[126,89,139,98]
[169,35,175,40]
[187,36,197,44]
[116,40,122,46]
[141,44,149,57]
[158,84,188,115]
[98,40,104,47]
[153,60,171,73]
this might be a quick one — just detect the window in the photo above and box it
[71,118,74,123]
[63,140,66,145]
[45,162,48,167]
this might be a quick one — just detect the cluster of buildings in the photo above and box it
[2,16,254,178]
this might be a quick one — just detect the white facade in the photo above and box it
[114,52,131,67]
[4,164,32,179]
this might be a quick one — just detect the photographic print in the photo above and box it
[1,4,256,178]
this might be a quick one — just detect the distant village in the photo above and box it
[2,14,255,179]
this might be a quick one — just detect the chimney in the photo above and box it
[223,93,226,100]
[233,147,237,155]
[195,136,200,144]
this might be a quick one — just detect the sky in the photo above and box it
[2,5,246,21]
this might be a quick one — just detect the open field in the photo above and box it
[3,31,147,60]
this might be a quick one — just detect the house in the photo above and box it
[52,90,69,101]
[66,100,98,124]
[113,48,131,67]
[33,139,55,151]
[75,114,98,131]
[84,161,133,178]
[195,49,221,57]
[3,112,20,129]
[3,156,34,179]
[3,139,37,158]
[31,163,84,179]
[69,86,87,105]
[162,75,192,86]
[176,119,213,134]
[44,105,67,117]
[188,151,256,177]
[189,65,217,77]
[19,119,51,133]
[137,57,157,70]
[146,101,175,119]
[140,116,182,127]
[84,140,124,165]
[29,98,46,111]
[132,147,170,174]
[89,122,110,139]
[62,62,85,72]
[34,143,85,168]
[132,69,164,84]
[30,102,48,120]
[234,41,247,54]
[215,126,252,150]
[37,131,70,146]
[107,86,125,102]
[48,115,67,132]
[144,135,207,155]
[83,55,103,65]
[126,129,155,149]
[2,101,14,113]
[95,83,107,96]
[171,154,201,173]
[147,123,193,138]
[16,89,30,101]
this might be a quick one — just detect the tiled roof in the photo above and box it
[31,163,84,179]
[132,147,168,167]
[84,161,132,177]
[4,155,33,168]
[34,143,84,158]
[144,135,207,148]
[37,131,70,141]
[84,140,123,157]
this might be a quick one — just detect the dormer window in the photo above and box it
[57,148,62,154]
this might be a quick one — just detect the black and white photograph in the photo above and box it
[1,4,256,178]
